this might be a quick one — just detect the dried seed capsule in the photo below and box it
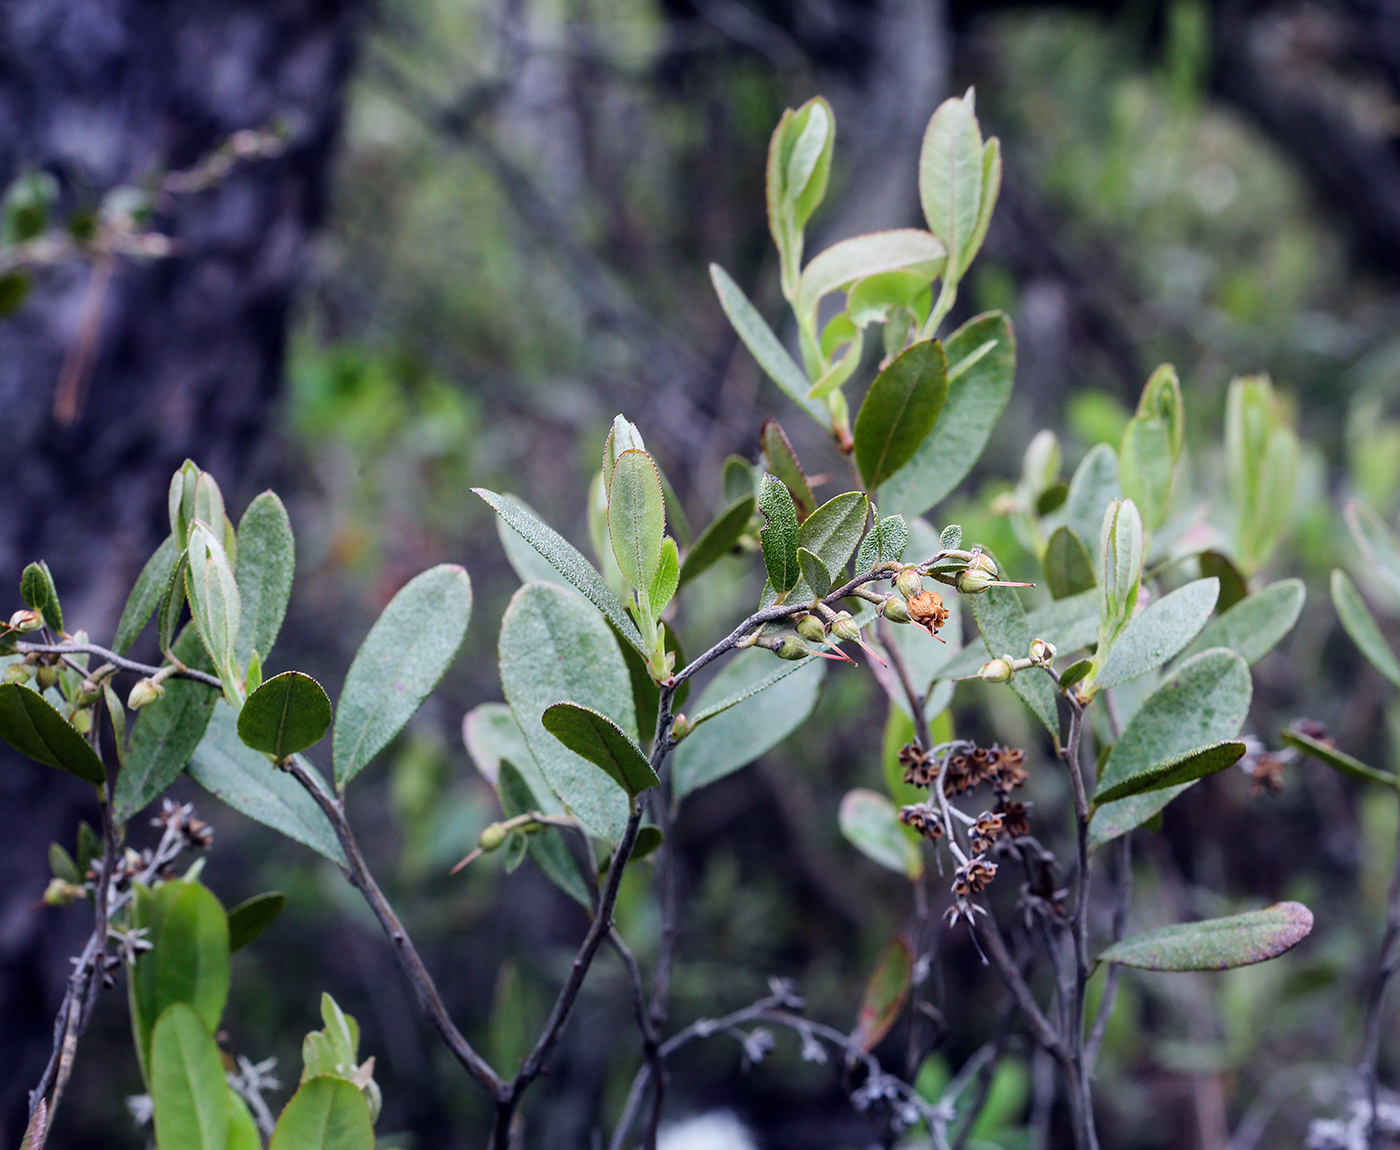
[906,590,950,635]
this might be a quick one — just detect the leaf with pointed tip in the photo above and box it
[854,341,948,490]
[150,1003,231,1150]
[709,263,824,420]
[1043,526,1096,600]
[0,683,105,784]
[1346,501,1400,603]
[1119,414,1176,530]
[839,788,922,880]
[648,537,680,619]
[1281,728,1400,789]
[496,496,569,588]
[227,892,287,953]
[855,513,909,574]
[1099,902,1313,971]
[920,94,985,280]
[758,475,801,595]
[799,491,869,578]
[474,487,645,653]
[21,560,62,634]
[542,703,658,798]
[970,589,1058,739]
[1098,578,1218,689]
[1178,579,1304,667]
[761,419,816,520]
[608,449,666,597]
[334,565,472,786]
[239,672,332,760]
[233,492,295,669]
[185,521,241,700]
[852,935,914,1052]
[680,497,754,587]
[881,312,1015,518]
[1332,569,1400,688]
[158,549,189,656]
[797,548,832,599]
[1093,740,1246,804]
[115,535,178,654]
[269,1076,374,1150]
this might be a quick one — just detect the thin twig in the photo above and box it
[976,913,1066,1065]
[1086,835,1131,1069]
[1361,790,1400,1147]
[16,641,224,690]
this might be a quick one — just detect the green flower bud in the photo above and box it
[880,596,911,624]
[895,566,924,599]
[776,637,809,661]
[830,611,861,643]
[1029,638,1056,665]
[69,707,92,735]
[795,614,827,644]
[35,664,58,691]
[3,661,32,685]
[671,713,694,740]
[43,877,85,907]
[979,657,1014,683]
[8,609,41,633]
[478,822,509,852]
[127,677,165,710]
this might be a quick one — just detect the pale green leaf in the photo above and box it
[839,788,922,879]
[1178,579,1305,667]
[709,263,824,420]
[1281,728,1400,789]
[796,229,945,328]
[1043,526,1096,600]
[1332,569,1400,688]
[1099,902,1313,971]
[758,475,801,595]
[150,1003,230,1150]
[463,702,563,815]
[970,588,1058,738]
[679,497,754,587]
[115,535,178,654]
[608,449,666,595]
[269,1076,374,1150]
[1346,501,1400,603]
[1098,578,1218,689]
[233,491,295,669]
[919,94,984,280]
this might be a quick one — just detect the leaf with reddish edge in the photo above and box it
[852,935,913,1052]
[1098,902,1313,971]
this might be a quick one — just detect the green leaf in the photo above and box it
[463,702,562,816]
[709,263,824,421]
[21,560,62,634]
[226,892,287,953]
[158,549,189,656]
[233,491,295,670]
[1199,550,1250,612]
[0,683,105,784]
[758,475,801,596]
[1091,649,1252,846]
[1097,498,1144,654]
[1093,740,1246,804]
[1098,578,1219,689]
[1043,526,1096,600]
[185,521,241,700]
[115,536,179,654]
[496,495,570,588]
[130,880,230,1081]
[542,703,658,798]
[796,229,946,329]
[269,1076,374,1150]
[939,523,963,550]
[334,565,472,787]
[1332,569,1400,688]
[499,583,635,841]
[722,455,758,505]
[880,312,1015,518]
[1280,728,1400,789]
[1061,444,1121,556]
[852,935,914,1052]
[796,548,832,599]
[608,449,666,597]
[49,841,79,883]
[919,93,986,281]
[474,487,645,653]
[1178,578,1305,667]
[855,513,910,574]
[168,461,200,550]
[839,789,922,879]
[1226,375,1299,574]
[1346,501,1400,603]
[1099,902,1313,971]
[673,651,823,800]
[943,589,1099,681]
[854,341,948,490]
[970,588,1058,739]
[1058,659,1093,691]
[799,491,869,578]
[115,628,218,819]
[679,496,754,587]
[150,1003,230,1150]
[648,536,680,620]
[497,760,593,909]
[1119,414,1176,532]
[761,419,816,520]
[228,1092,262,1150]
[239,672,332,760]
[767,98,835,294]
[188,702,346,866]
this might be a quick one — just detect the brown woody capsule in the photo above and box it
[906,589,950,636]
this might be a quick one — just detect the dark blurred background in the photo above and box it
[4,0,1400,1147]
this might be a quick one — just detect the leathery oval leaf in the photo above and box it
[268,1075,374,1150]
[150,1003,230,1150]
[239,671,332,760]
[1098,902,1313,971]
[542,702,658,798]
[839,788,922,880]
[0,683,105,784]
[854,340,948,490]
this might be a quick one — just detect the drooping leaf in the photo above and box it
[673,651,823,801]
[852,935,914,1052]
[226,892,288,953]
[1093,740,1246,804]
[761,420,816,520]
[1332,569,1400,688]
[758,475,801,596]
[499,583,635,842]
[1099,902,1313,971]
[0,683,105,785]
[608,449,666,597]
[334,565,472,787]
[679,497,755,587]
[1178,579,1305,667]
[854,341,948,490]
[880,312,1015,518]
[474,487,645,653]
[970,588,1058,739]
[233,491,295,669]
[709,263,825,421]
[114,535,178,654]
[20,560,62,634]
[1346,501,1400,603]
[150,1003,230,1150]
[187,702,346,866]
[1097,578,1219,689]
[1091,649,1252,845]
[268,1076,375,1150]
[239,672,332,760]
[839,788,922,879]
[1043,526,1096,600]
[1280,728,1400,789]
[542,703,658,798]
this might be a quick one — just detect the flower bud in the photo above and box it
[979,658,1014,683]
[69,706,92,735]
[880,596,911,624]
[671,714,693,740]
[127,678,165,710]
[1029,638,1056,665]
[829,612,861,643]
[895,566,923,599]
[794,614,827,644]
[43,877,85,907]
[35,664,58,691]
[776,637,809,661]
[78,679,101,706]
[956,551,999,594]
[8,609,41,633]
[3,661,32,685]
[478,822,509,852]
